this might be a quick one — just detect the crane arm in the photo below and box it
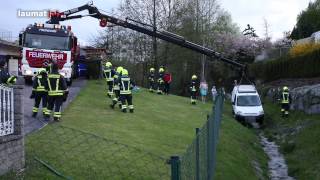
[47,1,246,70]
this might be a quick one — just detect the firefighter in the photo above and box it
[44,62,68,121]
[110,66,123,109]
[119,69,135,113]
[30,68,48,117]
[190,75,198,105]
[148,68,155,92]
[103,62,115,98]
[157,66,165,94]
[280,86,291,117]
[0,59,16,85]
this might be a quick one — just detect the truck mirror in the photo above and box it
[18,34,23,46]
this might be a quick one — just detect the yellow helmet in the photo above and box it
[38,68,46,74]
[116,66,124,74]
[192,75,197,80]
[150,68,155,72]
[159,67,165,73]
[122,69,129,76]
[283,86,289,91]
[105,62,112,68]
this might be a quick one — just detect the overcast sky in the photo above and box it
[219,0,312,41]
[0,0,312,44]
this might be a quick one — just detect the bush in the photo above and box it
[289,43,320,57]
[249,49,320,82]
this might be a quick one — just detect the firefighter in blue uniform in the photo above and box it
[119,69,135,113]
[30,68,48,117]
[157,66,165,94]
[148,67,156,92]
[190,75,198,105]
[0,59,16,85]
[110,66,123,109]
[103,62,115,98]
[44,62,68,121]
[280,86,291,117]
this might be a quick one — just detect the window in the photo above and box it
[237,95,261,106]
[24,33,71,51]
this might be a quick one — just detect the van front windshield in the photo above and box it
[237,95,261,106]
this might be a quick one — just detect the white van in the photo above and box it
[231,85,264,124]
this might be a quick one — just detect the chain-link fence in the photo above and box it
[6,124,170,180]
[169,90,224,180]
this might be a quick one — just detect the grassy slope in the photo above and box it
[263,101,320,180]
[2,80,268,179]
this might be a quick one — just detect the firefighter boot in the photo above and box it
[32,112,37,118]
[54,117,60,122]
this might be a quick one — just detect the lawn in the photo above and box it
[1,80,268,179]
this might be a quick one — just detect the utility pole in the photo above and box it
[153,0,158,69]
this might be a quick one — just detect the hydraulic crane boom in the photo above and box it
[47,1,246,70]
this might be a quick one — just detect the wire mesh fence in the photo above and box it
[8,124,170,180]
[172,90,224,180]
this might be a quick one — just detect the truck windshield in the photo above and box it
[237,95,261,107]
[24,33,70,51]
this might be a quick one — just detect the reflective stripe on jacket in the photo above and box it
[120,77,132,95]
[282,92,289,104]
[47,74,67,96]
[33,75,47,92]
[104,69,113,81]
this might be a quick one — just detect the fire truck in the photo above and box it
[18,23,79,85]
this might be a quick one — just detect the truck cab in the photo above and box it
[231,85,264,124]
[19,23,78,86]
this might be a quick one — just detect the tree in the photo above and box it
[291,0,320,39]
[92,0,245,95]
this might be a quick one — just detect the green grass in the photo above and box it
[263,101,320,180]
[1,80,268,179]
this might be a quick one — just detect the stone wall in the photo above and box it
[0,85,24,175]
[264,84,320,114]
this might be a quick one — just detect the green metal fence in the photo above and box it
[169,89,224,180]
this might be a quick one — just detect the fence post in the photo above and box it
[207,89,224,180]
[170,156,181,180]
[207,114,213,180]
[195,128,200,180]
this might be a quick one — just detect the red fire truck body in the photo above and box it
[19,23,78,85]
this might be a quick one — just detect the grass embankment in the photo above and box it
[263,101,320,180]
[2,80,268,179]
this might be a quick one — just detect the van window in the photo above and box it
[237,95,261,106]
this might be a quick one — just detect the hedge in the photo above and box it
[249,49,320,82]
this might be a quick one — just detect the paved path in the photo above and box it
[23,79,87,135]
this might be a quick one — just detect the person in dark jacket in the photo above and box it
[110,66,123,109]
[279,86,291,118]
[44,62,68,121]
[148,68,156,92]
[118,69,135,113]
[157,66,165,94]
[30,68,48,117]
[103,61,115,98]
[190,75,198,105]
[0,59,16,85]
[163,72,172,95]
